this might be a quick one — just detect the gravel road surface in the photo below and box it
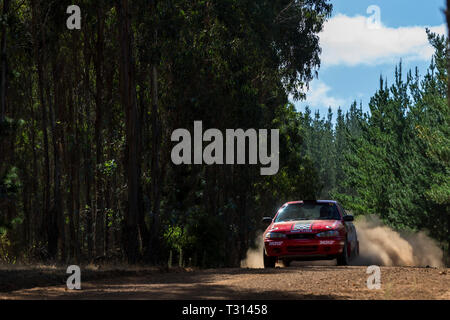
[0,263,448,300]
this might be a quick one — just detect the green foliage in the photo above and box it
[304,31,449,248]
[0,230,17,264]
[5,0,447,266]
[100,159,118,177]
[164,225,194,252]
[3,167,21,195]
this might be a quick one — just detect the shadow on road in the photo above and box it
[3,281,341,300]
[0,266,349,299]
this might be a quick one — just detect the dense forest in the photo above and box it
[0,0,448,267]
[302,34,449,260]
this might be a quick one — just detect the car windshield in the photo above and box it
[274,202,341,222]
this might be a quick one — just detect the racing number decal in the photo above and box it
[292,223,312,232]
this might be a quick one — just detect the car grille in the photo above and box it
[286,245,318,253]
[286,233,316,240]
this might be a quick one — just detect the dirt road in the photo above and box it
[0,263,449,300]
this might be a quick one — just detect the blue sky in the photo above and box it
[292,0,447,119]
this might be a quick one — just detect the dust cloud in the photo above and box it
[240,232,265,268]
[352,215,444,267]
[240,215,444,268]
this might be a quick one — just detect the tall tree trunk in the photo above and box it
[445,0,450,267]
[31,0,53,257]
[82,46,94,261]
[29,68,39,248]
[0,0,9,122]
[149,61,161,263]
[94,1,105,258]
[67,34,79,262]
[104,59,115,257]
[147,0,162,264]
[0,0,10,218]
[50,59,64,261]
[116,0,141,263]
[137,72,150,259]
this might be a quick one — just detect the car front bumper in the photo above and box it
[264,237,344,258]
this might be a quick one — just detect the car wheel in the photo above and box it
[356,240,359,256]
[349,237,359,260]
[337,241,349,266]
[281,259,291,267]
[263,249,276,268]
[351,240,359,259]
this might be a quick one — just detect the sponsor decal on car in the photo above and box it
[319,240,335,245]
[292,223,312,232]
[269,241,283,246]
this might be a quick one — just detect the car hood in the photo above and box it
[268,220,341,233]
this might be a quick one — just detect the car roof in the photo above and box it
[284,200,338,205]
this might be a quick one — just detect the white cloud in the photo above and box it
[292,80,347,110]
[319,14,446,66]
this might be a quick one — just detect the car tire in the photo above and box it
[263,249,276,268]
[281,259,291,267]
[337,241,349,266]
[356,240,359,256]
[351,240,359,259]
[349,237,359,260]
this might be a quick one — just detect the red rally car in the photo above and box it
[262,200,359,267]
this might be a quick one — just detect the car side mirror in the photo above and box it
[262,217,273,224]
[343,215,354,222]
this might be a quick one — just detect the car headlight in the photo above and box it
[316,230,339,237]
[265,232,287,239]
